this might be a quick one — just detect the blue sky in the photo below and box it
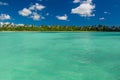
[0,0,120,26]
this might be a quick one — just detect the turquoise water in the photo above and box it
[0,32,120,80]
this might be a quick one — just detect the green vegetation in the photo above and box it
[0,24,120,31]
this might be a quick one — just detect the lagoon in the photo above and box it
[0,32,120,80]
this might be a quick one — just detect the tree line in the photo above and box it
[0,24,120,31]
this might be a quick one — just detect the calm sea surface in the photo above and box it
[0,32,120,80]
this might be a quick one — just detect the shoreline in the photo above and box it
[0,31,120,32]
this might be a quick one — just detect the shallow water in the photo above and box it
[0,32,120,80]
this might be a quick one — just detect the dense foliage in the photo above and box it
[0,24,120,31]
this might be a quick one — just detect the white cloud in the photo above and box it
[104,12,108,14]
[18,3,45,21]
[104,11,110,14]
[16,24,24,26]
[46,13,49,16]
[56,14,68,21]
[0,22,25,27]
[99,17,105,20]
[0,1,8,6]
[0,14,11,20]
[71,0,95,17]
[29,3,45,11]
[73,0,81,3]
[0,22,10,26]
[19,8,32,16]
[30,12,44,21]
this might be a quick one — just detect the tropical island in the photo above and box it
[0,24,120,31]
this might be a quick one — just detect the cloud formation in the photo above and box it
[19,3,45,21]
[0,22,25,26]
[29,3,45,11]
[71,0,95,17]
[56,14,68,21]
[104,11,110,14]
[0,14,11,20]
[73,0,81,3]
[0,1,8,6]
[0,22,10,25]
[19,8,32,16]
[99,17,105,20]
[30,12,44,21]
